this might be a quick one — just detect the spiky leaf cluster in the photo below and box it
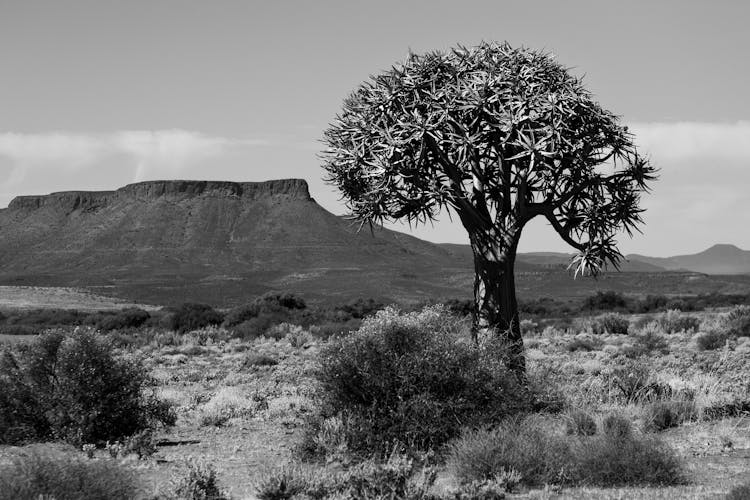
[322,42,655,275]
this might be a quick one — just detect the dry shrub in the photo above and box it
[448,414,682,487]
[643,400,697,432]
[0,330,174,445]
[590,313,629,335]
[726,481,750,500]
[696,330,729,351]
[242,352,279,368]
[723,305,750,337]
[0,444,138,500]
[313,306,530,454]
[657,309,700,333]
[254,454,436,500]
[170,460,230,500]
[168,303,223,333]
[448,418,574,486]
[565,337,602,352]
[565,410,597,436]
[198,387,255,427]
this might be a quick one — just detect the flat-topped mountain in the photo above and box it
[0,179,476,304]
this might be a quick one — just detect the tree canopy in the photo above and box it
[322,42,655,276]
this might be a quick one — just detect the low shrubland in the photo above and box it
[0,307,158,335]
[2,298,748,498]
[0,329,174,445]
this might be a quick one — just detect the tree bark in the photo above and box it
[469,230,526,374]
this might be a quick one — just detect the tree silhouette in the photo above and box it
[322,42,655,372]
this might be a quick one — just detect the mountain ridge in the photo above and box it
[2,179,749,305]
[627,243,750,275]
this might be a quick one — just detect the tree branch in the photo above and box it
[544,208,587,252]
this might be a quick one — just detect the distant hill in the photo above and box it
[628,244,750,275]
[1,179,749,306]
[439,248,667,273]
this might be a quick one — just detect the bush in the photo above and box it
[565,410,597,436]
[0,330,175,445]
[0,444,138,500]
[604,359,669,403]
[314,306,530,454]
[601,414,633,441]
[242,353,279,368]
[254,465,311,499]
[254,455,436,500]
[574,430,682,486]
[623,323,669,358]
[223,293,306,328]
[198,387,255,427]
[702,399,750,420]
[97,308,151,331]
[4,308,89,327]
[443,298,474,317]
[448,414,682,487]
[634,294,670,314]
[584,291,627,311]
[169,303,223,333]
[726,481,750,500]
[230,312,289,340]
[658,310,700,334]
[0,324,39,335]
[565,337,602,352]
[723,305,750,337]
[309,319,363,339]
[590,313,629,335]
[643,400,696,432]
[696,329,729,351]
[447,418,573,486]
[335,297,384,319]
[171,461,229,500]
[286,327,314,348]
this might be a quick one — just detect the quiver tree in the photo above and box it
[322,42,655,373]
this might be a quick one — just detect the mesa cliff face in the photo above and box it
[7,179,311,213]
[0,179,473,305]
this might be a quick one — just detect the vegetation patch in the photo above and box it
[448,415,683,487]
[0,329,174,445]
[311,306,530,454]
[590,313,630,335]
[0,444,138,500]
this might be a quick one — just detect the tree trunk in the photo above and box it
[469,232,526,374]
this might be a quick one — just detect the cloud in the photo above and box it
[629,121,750,162]
[0,132,104,169]
[626,121,750,190]
[0,129,269,190]
[111,130,247,181]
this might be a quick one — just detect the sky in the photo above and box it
[0,0,748,256]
